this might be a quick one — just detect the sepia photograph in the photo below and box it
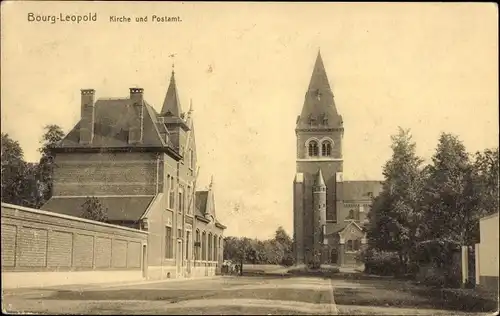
[1,1,498,315]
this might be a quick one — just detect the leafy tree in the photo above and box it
[472,148,499,217]
[365,127,426,272]
[81,196,109,222]
[273,226,294,266]
[1,133,27,205]
[422,133,479,246]
[37,124,65,206]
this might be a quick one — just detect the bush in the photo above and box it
[361,248,401,276]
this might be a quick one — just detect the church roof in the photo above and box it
[342,180,383,201]
[296,51,343,130]
[161,69,182,117]
[41,196,155,222]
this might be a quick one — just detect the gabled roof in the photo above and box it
[41,196,155,222]
[195,184,225,229]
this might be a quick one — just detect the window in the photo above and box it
[353,239,361,251]
[208,233,212,261]
[189,149,194,169]
[178,187,184,214]
[195,230,200,260]
[187,186,192,215]
[168,176,175,210]
[346,239,361,252]
[347,209,360,221]
[346,240,353,252]
[213,234,218,261]
[308,140,319,157]
[165,226,173,258]
[321,141,332,156]
[185,231,191,260]
[202,231,206,261]
[178,228,182,239]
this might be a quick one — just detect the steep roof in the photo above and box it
[195,191,209,217]
[296,51,343,130]
[41,196,155,222]
[314,169,326,187]
[57,98,174,150]
[342,180,383,201]
[195,181,225,229]
[161,69,182,117]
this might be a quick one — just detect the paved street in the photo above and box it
[2,275,495,315]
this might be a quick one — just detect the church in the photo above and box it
[293,51,382,267]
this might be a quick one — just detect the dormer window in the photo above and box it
[315,89,322,101]
[308,140,319,157]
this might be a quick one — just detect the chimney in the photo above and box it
[80,89,96,145]
[129,88,144,144]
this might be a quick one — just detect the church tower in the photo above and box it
[293,51,344,265]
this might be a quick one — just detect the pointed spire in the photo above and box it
[308,49,332,93]
[315,168,326,187]
[209,175,214,190]
[161,65,182,117]
[296,51,342,130]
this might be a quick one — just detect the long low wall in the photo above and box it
[1,203,148,289]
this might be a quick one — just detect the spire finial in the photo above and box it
[189,98,193,112]
[209,175,214,189]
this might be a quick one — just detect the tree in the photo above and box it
[81,196,109,222]
[273,226,294,266]
[1,133,27,205]
[422,133,479,246]
[38,124,65,206]
[472,148,499,217]
[365,127,426,273]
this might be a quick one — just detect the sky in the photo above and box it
[1,2,498,239]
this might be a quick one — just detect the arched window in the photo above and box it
[195,230,200,260]
[208,233,213,261]
[321,141,332,156]
[308,140,319,157]
[213,234,218,262]
[347,240,353,252]
[219,237,223,260]
[202,231,206,261]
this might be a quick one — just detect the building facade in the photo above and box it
[475,212,499,292]
[41,68,226,279]
[293,52,382,267]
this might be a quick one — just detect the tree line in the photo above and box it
[1,126,109,221]
[223,226,294,266]
[1,125,64,208]
[363,127,499,279]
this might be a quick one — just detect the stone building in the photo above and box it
[41,67,226,279]
[293,51,382,267]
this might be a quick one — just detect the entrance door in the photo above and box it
[176,240,182,277]
[142,245,148,279]
[330,248,338,265]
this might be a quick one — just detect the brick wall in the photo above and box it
[52,152,158,196]
[1,203,147,272]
